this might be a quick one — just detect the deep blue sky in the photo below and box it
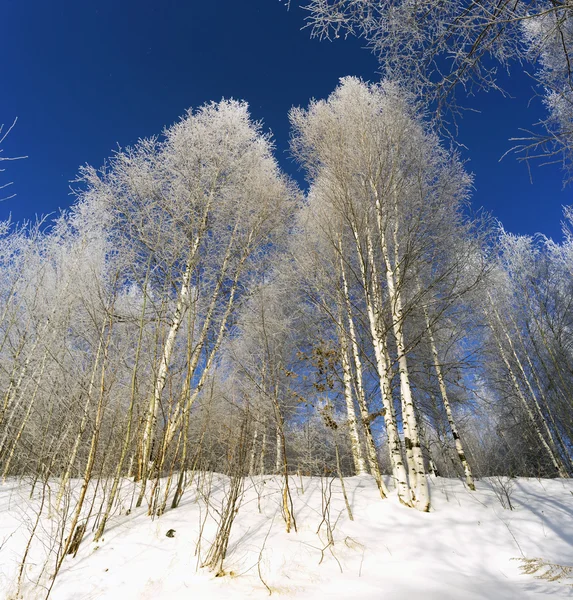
[1,0,570,239]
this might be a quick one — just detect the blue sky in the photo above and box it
[1,0,570,239]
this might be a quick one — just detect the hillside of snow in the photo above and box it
[1,475,572,599]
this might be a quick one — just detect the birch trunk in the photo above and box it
[273,383,296,533]
[486,299,568,478]
[56,319,107,511]
[338,243,389,497]
[491,326,566,476]
[515,320,573,472]
[94,272,150,541]
[152,265,244,499]
[139,260,192,489]
[373,182,430,511]
[138,173,221,494]
[249,426,259,476]
[260,428,267,475]
[56,316,113,573]
[338,305,368,475]
[275,425,282,474]
[153,223,254,476]
[500,308,571,476]
[350,223,411,506]
[1,348,49,481]
[422,303,475,489]
[368,224,422,490]
[170,404,192,510]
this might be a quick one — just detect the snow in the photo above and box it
[1,475,572,599]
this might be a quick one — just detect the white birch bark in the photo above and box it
[157,250,247,464]
[156,222,244,457]
[338,304,368,475]
[339,248,389,497]
[138,169,220,486]
[139,259,192,484]
[422,303,476,489]
[350,222,412,506]
[149,221,267,510]
[372,182,430,511]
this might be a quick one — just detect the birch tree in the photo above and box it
[81,99,295,513]
[290,197,392,494]
[291,77,473,510]
[481,231,573,476]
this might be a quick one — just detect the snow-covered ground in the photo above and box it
[1,475,572,599]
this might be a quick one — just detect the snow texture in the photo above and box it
[1,475,572,599]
